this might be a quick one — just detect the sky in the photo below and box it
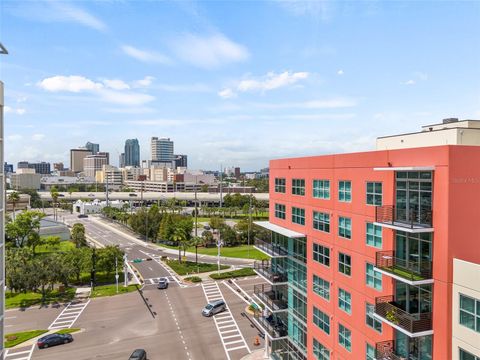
[1,0,479,171]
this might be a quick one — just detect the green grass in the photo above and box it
[165,259,229,275]
[157,244,269,261]
[184,276,202,283]
[6,288,76,309]
[76,271,125,285]
[35,240,75,254]
[91,284,138,298]
[56,328,81,335]
[5,330,48,348]
[381,266,424,281]
[209,267,256,280]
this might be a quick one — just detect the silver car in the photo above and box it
[202,300,226,317]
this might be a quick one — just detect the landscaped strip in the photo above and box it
[91,284,138,298]
[165,259,229,275]
[209,267,256,280]
[5,330,48,348]
[56,328,81,335]
[6,288,76,309]
[157,244,270,261]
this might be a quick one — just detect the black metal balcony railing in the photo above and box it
[375,296,432,334]
[254,238,288,257]
[375,205,433,229]
[376,341,403,360]
[254,283,288,311]
[376,251,432,282]
[253,311,288,338]
[254,260,288,283]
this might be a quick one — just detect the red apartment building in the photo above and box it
[253,139,480,360]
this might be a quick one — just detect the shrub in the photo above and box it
[184,276,202,283]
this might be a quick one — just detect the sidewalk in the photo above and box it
[241,349,267,360]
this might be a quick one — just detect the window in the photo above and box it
[338,324,352,351]
[313,211,330,232]
[275,203,286,219]
[366,303,382,333]
[366,182,382,206]
[313,180,330,199]
[459,294,480,332]
[313,339,330,360]
[313,306,330,335]
[338,288,352,314]
[366,263,382,291]
[338,253,352,276]
[366,223,382,248]
[292,178,305,196]
[313,274,330,300]
[338,180,352,202]
[275,178,286,193]
[460,348,480,360]
[338,217,352,239]
[313,243,330,267]
[292,207,305,225]
[366,343,376,360]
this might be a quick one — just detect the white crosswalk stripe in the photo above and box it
[143,276,175,285]
[138,250,188,288]
[201,280,250,360]
[48,300,90,330]
[4,344,35,360]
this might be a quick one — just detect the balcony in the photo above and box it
[254,260,288,284]
[374,296,433,336]
[375,251,433,285]
[254,283,288,312]
[253,311,288,339]
[254,237,288,257]
[376,341,403,360]
[375,205,433,233]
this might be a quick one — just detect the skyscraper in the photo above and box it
[70,148,92,173]
[151,137,174,163]
[85,141,99,155]
[124,138,140,167]
[174,154,188,168]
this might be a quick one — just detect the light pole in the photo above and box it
[217,236,223,274]
[115,256,119,293]
[247,194,252,259]
[123,254,128,287]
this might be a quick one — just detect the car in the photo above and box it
[88,193,95,197]
[129,193,138,197]
[202,300,226,317]
[157,277,169,289]
[128,349,147,360]
[77,214,88,218]
[37,333,73,349]
[203,225,211,230]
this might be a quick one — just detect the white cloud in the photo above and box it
[37,75,155,106]
[253,97,358,109]
[38,75,103,92]
[31,134,45,141]
[402,79,416,85]
[219,71,309,98]
[121,45,171,64]
[132,76,155,88]
[337,69,344,75]
[171,33,249,68]
[218,88,237,99]
[48,1,107,31]
[278,0,332,22]
[103,79,130,90]
[402,72,428,85]
[4,106,26,115]
[7,134,23,141]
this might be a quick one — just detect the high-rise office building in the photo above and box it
[3,163,12,174]
[53,162,64,171]
[151,137,174,163]
[83,154,109,178]
[125,139,140,167]
[85,141,99,155]
[17,161,29,169]
[119,153,125,168]
[174,154,188,168]
[70,148,93,173]
[253,120,480,360]
[29,162,51,175]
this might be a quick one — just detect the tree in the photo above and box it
[8,191,20,220]
[5,210,45,251]
[201,230,214,247]
[190,236,202,265]
[209,217,225,231]
[64,247,91,283]
[6,248,35,293]
[50,187,59,221]
[172,226,187,262]
[96,246,124,277]
[71,223,87,248]
[20,189,43,209]
[219,225,238,246]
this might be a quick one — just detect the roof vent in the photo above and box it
[443,118,459,124]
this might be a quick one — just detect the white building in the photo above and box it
[95,165,123,188]
[41,176,96,190]
[73,199,125,215]
[10,168,42,190]
[376,118,480,150]
[83,154,108,178]
[151,137,174,163]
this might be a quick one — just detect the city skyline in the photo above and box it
[1,1,480,170]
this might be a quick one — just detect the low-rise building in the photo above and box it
[10,168,42,190]
[41,176,96,190]
[73,199,125,215]
[124,180,202,192]
[95,165,123,188]
[39,218,70,241]
[5,190,30,211]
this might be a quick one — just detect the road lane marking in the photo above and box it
[201,281,251,360]
[48,300,90,330]
[4,344,35,360]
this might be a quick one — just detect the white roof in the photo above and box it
[253,221,305,238]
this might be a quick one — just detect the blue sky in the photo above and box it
[1,0,479,171]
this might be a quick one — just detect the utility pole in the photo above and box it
[105,172,109,207]
[123,254,128,287]
[248,194,252,259]
[219,165,223,209]
[194,175,198,237]
[115,256,119,293]
[217,235,222,274]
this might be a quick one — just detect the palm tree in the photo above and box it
[172,226,187,262]
[8,191,20,221]
[190,236,202,265]
[50,187,59,221]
